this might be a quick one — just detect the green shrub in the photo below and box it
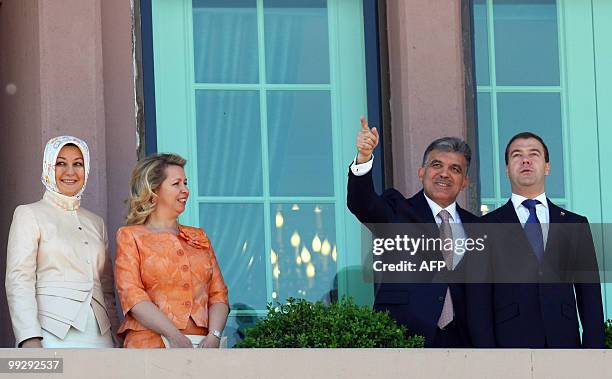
[234,297,425,348]
[605,320,612,348]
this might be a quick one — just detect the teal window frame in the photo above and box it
[140,0,388,187]
[140,0,389,318]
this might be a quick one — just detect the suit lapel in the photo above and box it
[407,190,445,265]
[457,206,478,236]
[547,199,565,223]
[544,199,564,257]
[453,206,480,271]
[494,200,543,264]
[457,206,477,223]
[408,190,437,224]
[495,200,521,223]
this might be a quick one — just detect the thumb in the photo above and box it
[360,116,369,131]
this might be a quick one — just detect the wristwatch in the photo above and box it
[210,329,222,339]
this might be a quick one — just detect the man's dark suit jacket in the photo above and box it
[467,199,605,348]
[347,169,478,347]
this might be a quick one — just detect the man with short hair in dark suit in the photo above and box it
[467,132,605,348]
[347,117,478,347]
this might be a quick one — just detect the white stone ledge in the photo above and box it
[0,349,609,378]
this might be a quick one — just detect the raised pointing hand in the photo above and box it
[356,116,379,164]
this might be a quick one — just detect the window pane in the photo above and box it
[267,91,334,196]
[199,203,267,310]
[497,92,565,198]
[474,0,490,86]
[493,0,559,86]
[264,0,330,84]
[477,93,495,198]
[195,90,263,196]
[270,203,337,303]
[193,0,259,83]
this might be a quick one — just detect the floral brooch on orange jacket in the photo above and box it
[178,226,211,250]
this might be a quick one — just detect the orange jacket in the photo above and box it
[115,224,228,347]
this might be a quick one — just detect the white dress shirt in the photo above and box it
[350,154,374,176]
[510,192,549,246]
[423,194,467,269]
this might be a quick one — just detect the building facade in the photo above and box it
[0,0,610,347]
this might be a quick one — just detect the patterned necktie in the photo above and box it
[522,199,545,262]
[437,209,454,328]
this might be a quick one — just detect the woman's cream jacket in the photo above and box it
[5,190,119,346]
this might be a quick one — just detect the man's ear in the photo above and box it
[544,162,551,176]
[417,167,425,184]
[461,175,469,190]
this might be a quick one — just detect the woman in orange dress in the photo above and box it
[114,153,229,348]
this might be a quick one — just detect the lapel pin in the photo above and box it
[560,211,565,216]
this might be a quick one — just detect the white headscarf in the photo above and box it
[41,136,90,199]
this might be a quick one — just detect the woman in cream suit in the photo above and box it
[5,136,120,348]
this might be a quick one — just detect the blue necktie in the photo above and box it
[522,199,544,262]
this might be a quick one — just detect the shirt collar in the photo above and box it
[43,189,81,211]
[511,192,548,212]
[423,193,460,222]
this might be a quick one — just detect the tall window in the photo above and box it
[150,0,370,344]
[473,0,567,214]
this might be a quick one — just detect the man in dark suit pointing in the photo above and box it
[347,117,478,347]
[467,132,605,348]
